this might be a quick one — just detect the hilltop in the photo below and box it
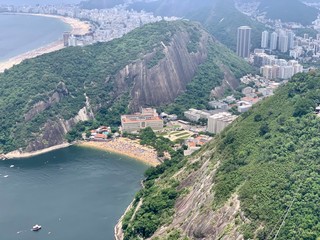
[0,20,250,154]
[81,0,265,50]
[238,0,319,25]
[119,71,320,239]
[129,0,265,50]
[259,0,318,26]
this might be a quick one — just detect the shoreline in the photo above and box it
[0,12,91,73]
[3,143,71,159]
[77,139,161,167]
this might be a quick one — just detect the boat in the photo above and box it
[32,224,42,231]
[10,165,14,168]
[3,175,8,178]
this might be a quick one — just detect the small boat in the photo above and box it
[3,175,8,178]
[32,224,42,231]
[10,165,14,168]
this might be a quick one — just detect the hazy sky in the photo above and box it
[0,0,81,5]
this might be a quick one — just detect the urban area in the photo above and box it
[0,1,313,158]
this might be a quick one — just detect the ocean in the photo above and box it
[0,146,147,240]
[0,13,71,61]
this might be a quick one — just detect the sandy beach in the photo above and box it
[0,13,91,73]
[3,143,71,159]
[78,138,161,167]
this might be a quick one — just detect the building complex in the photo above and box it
[121,108,163,133]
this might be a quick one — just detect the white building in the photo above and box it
[261,30,269,49]
[238,101,252,113]
[207,113,237,134]
[270,32,278,50]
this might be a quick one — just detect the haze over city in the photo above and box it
[0,0,319,239]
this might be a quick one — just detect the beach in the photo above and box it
[0,13,91,73]
[78,138,161,167]
[3,143,71,159]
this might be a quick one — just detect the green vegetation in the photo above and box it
[259,0,319,26]
[195,0,266,51]
[163,41,252,116]
[0,20,203,153]
[122,71,320,239]
[0,18,251,153]
[122,147,186,239]
[130,0,266,50]
[147,49,166,69]
[211,71,320,239]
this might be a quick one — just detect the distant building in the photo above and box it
[121,108,163,133]
[261,31,269,49]
[279,33,289,53]
[184,109,211,122]
[63,32,71,46]
[287,30,295,49]
[237,26,252,58]
[270,32,278,50]
[207,112,237,134]
[208,101,228,110]
[238,101,252,113]
[68,35,77,47]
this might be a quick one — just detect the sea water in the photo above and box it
[0,13,71,61]
[0,146,148,240]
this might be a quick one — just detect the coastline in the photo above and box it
[77,139,161,167]
[3,143,71,159]
[0,13,91,73]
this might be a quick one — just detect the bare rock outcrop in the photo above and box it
[115,29,210,111]
[25,94,94,152]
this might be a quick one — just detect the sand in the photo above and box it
[0,13,91,73]
[3,143,71,159]
[78,138,161,167]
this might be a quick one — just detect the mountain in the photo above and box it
[119,71,320,239]
[0,20,250,155]
[258,0,319,26]
[79,0,124,9]
[128,0,265,51]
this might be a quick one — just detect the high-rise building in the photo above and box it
[279,34,289,53]
[270,32,278,50]
[236,26,251,58]
[261,31,269,49]
[63,32,71,47]
[287,30,295,49]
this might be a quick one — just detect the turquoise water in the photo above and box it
[0,146,148,240]
[0,13,71,61]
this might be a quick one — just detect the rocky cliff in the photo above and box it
[0,20,249,154]
[119,72,320,240]
[115,28,209,111]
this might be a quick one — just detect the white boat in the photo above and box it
[3,175,8,178]
[32,224,42,231]
[10,165,14,168]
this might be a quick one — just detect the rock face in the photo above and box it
[115,29,210,111]
[151,153,245,239]
[24,93,94,152]
[17,25,211,153]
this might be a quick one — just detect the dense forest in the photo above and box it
[122,71,320,239]
[0,20,250,153]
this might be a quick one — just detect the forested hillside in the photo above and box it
[121,71,320,239]
[258,0,318,26]
[0,20,250,154]
[129,0,265,50]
